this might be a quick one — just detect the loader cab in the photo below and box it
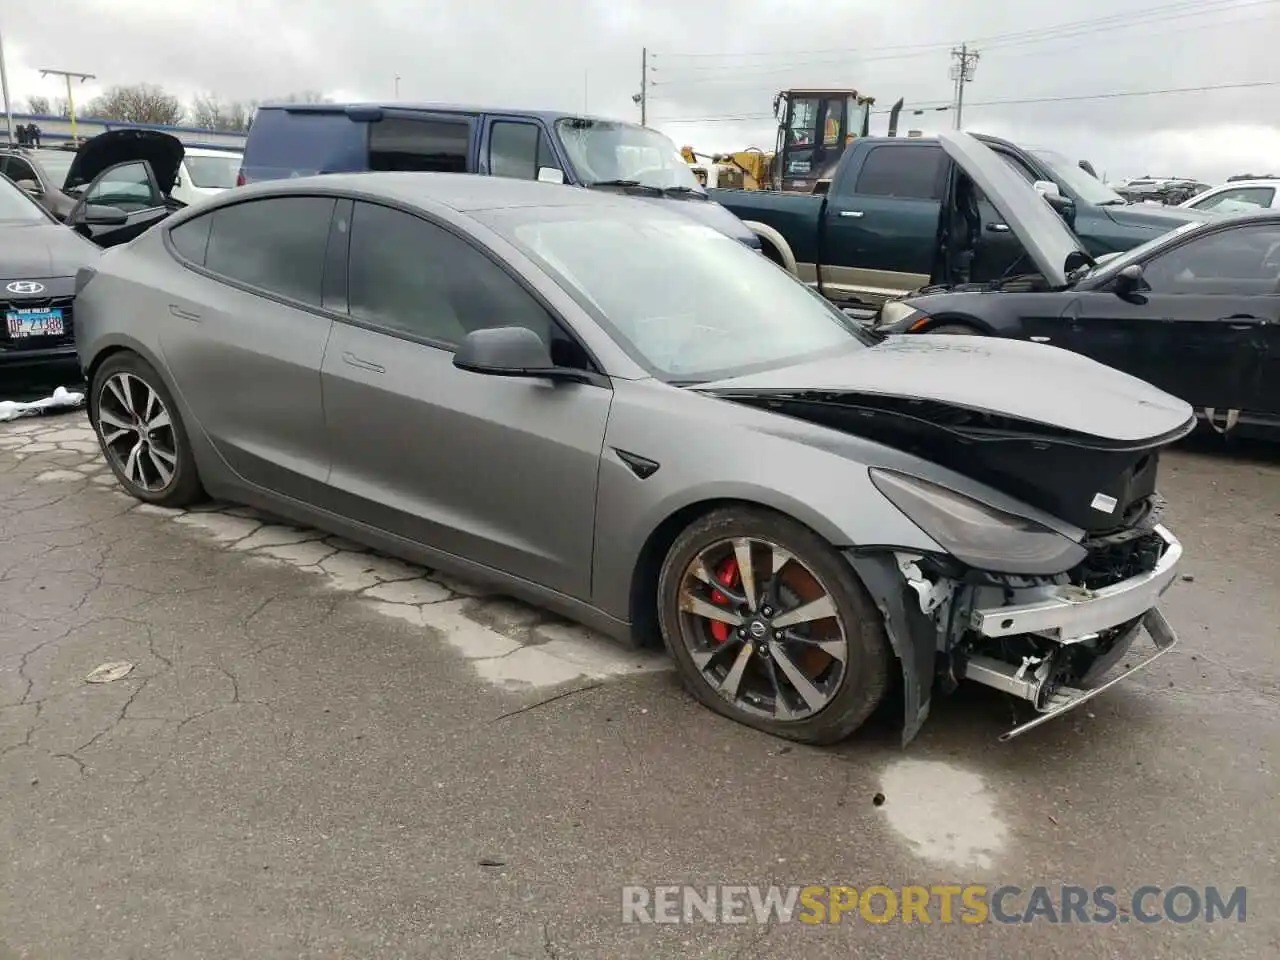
[773,89,873,193]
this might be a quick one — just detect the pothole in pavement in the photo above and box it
[0,414,671,691]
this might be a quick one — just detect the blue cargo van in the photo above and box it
[239,103,761,247]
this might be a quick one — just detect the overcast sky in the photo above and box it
[2,0,1278,182]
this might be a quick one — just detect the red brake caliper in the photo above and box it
[709,557,740,644]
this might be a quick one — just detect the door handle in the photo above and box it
[168,304,201,322]
[838,210,865,218]
[986,223,1011,233]
[342,352,385,374]
[1223,315,1267,329]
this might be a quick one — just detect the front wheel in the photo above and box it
[89,352,205,508]
[657,507,892,744]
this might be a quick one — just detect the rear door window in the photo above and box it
[852,145,943,200]
[369,116,472,173]
[168,213,214,266]
[203,196,336,306]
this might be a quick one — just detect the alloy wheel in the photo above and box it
[675,537,848,720]
[96,372,179,493]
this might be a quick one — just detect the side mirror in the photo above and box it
[15,179,42,196]
[81,204,130,226]
[453,326,572,380]
[1033,180,1061,199]
[1114,263,1145,297]
[537,167,565,185]
[811,178,832,196]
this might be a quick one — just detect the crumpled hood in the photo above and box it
[64,129,185,196]
[0,221,102,279]
[1101,202,1214,233]
[695,333,1194,445]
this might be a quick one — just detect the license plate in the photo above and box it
[5,307,65,339]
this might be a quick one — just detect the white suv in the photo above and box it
[171,147,243,206]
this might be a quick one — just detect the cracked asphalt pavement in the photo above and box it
[1,411,1277,959]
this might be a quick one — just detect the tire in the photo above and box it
[657,507,892,745]
[923,322,982,335]
[89,352,205,508]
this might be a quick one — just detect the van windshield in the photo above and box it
[555,119,703,192]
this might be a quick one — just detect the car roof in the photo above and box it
[227,171,649,213]
[1204,178,1280,189]
[254,101,639,129]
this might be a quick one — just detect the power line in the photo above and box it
[649,0,1279,90]
[650,0,1276,79]
[650,79,1280,124]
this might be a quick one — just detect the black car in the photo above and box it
[872,193,1280,440]
[0,172,101,375]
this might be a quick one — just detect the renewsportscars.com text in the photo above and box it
[621,884,1247,925]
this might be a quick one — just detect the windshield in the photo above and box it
[0,176,49,222]
[490,208,866,381]
[1030,149,1128,206]
[555,119,703,191]
[184,154,241,189]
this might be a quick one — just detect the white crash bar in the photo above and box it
[969,525,1182,639]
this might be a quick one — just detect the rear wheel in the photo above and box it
[657,507,891,744]
[89,352,204,508]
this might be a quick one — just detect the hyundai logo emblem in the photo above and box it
[5,280,45,295]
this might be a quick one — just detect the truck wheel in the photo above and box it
[657,506,891,745]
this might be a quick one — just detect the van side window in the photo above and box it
[369,117,470,173]
[853,145,943,201]
[489,122,560,180]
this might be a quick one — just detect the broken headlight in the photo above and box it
[869,469,1087,575]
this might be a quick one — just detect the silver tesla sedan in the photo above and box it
[73,139,1192,745]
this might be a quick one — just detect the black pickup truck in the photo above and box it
[711,133,1211,308]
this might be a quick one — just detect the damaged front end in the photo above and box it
[850,506,1181,744]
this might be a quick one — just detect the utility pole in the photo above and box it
[39,68,95,143]
[394,75,400,98]
[0,20,13,147]
[638,47,648,126]
[949,44,979,130]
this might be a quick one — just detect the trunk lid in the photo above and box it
[694,334,1196,534]
[938,131,1090,288]
[63,129,185,196]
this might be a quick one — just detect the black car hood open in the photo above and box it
[0,221,102,278]
[695,334,1196,534]
[63,129,184,196]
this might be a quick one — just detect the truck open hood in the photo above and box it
[63,129,184,196]
[939,131,1090,288]
[694,334,1196,533]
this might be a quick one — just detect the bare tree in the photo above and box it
[190,94,225,130]
[270,90,332,104]
[26,95,51,115]
[189,95,256,131]
[53,98,73,118]
[85,84,184,125]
